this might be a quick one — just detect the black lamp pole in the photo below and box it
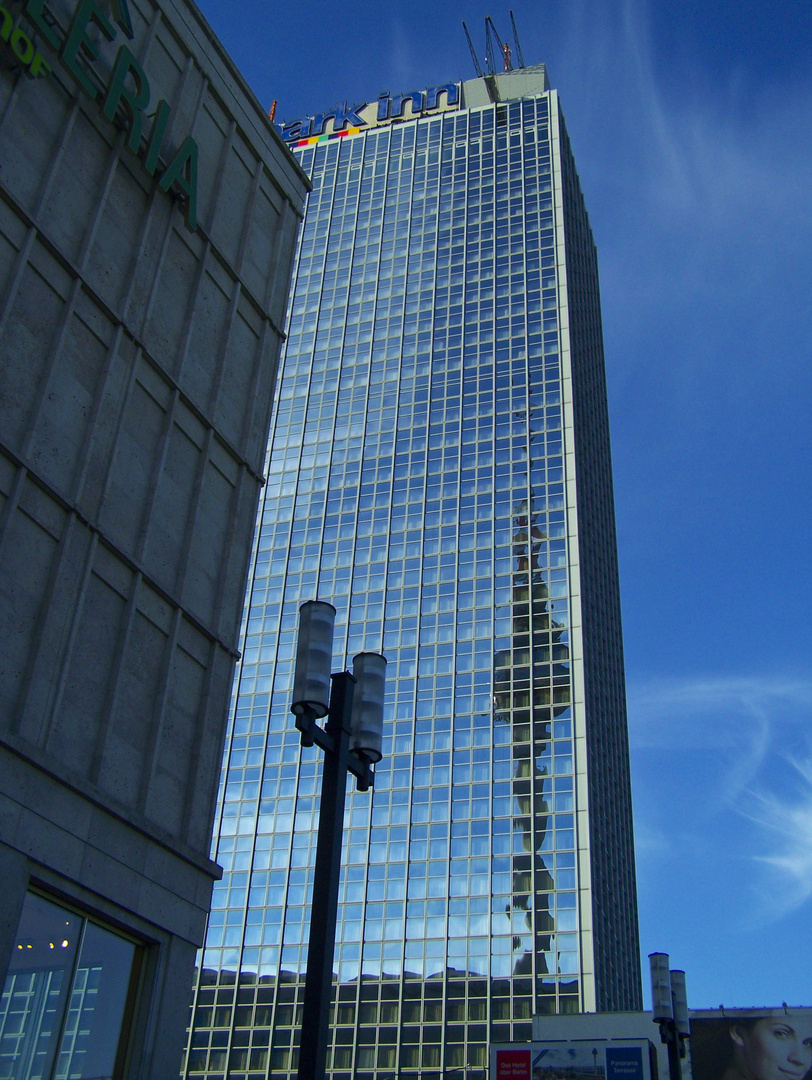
[290,601,385,1080]
[295,673,374,1080]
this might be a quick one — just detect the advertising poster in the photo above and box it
[690,1011,812,1080]
[493,1039,653,1080]
[531,1044,608,1080]
[496,1050,533,1080]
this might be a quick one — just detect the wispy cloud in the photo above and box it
[384,17,416,93]
[630,677,769,814]
[630,675,812,918]
[559,0,812,295]
[629,675,812,747]
[745,756,812,917]
[631,817,672,857]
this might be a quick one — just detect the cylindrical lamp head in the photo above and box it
[670,969,689,1036]
[649,952,673,1022]
[291,601,336,719]
[351,652,387,763]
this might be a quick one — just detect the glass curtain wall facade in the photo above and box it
[184,67,641,1080]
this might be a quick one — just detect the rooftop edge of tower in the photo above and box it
[278,64,551,145]
[460,62,551,109]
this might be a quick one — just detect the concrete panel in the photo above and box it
[0,0,309,1071]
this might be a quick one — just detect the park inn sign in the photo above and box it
[280,82,460,143]
[1,0,199,229]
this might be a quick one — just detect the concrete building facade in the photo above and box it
[0,0,308,1075]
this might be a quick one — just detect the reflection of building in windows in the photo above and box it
[0,892,138,1080]
[183,59,642,1080]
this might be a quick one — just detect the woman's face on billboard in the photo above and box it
[731,1018,812,1080]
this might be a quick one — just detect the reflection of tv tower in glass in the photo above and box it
[183,56,643,1080]
[493,440,573,982]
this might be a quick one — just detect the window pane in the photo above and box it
[55,922,136,1079]
[0,894,137,1080]
[0,892,82,1080]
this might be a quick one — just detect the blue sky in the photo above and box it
[196,0,812,1011]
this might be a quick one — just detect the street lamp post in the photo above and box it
[291,601,386,1080]
[649,953,690,1080]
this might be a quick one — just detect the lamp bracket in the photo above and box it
[295,706,373,791]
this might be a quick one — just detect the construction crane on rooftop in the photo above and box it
[510,9,526,67]
[462,11,527,78]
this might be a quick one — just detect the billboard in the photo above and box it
[494,1042,650,1080]
[690,1010,812,1080]
[496,1050,533,1080]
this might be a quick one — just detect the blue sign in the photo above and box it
[606,1047,644,1080]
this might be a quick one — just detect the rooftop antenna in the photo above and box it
[462,21,484,78]
[485,16,513,72]
[509,9,526,68]
[484,16,497,75]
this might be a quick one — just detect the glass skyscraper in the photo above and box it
[183,63,641,1080]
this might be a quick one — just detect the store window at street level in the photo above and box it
[0,891,140,1080]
